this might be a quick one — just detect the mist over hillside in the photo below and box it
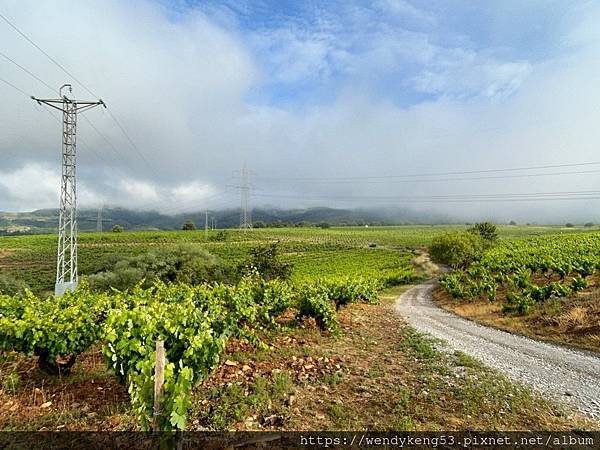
[3,204,598,235]
[0,206,457,234]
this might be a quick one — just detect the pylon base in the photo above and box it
[55,281,78,297]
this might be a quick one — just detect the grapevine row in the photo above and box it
[0,273,396,431]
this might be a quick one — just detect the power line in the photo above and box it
[0,11,98,98]
[253,188,600,200]
[254,161,600,182]
[0,11,160,178]
[250,190,600,204]
[253,169,600,185]
[103,108,162,179]
[0,46,155,181]
[0,50,56,93]
[0,74,29,96]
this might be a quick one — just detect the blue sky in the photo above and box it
[1,0,600,221]
[164,0,581,107]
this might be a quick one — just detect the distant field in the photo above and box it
[0,224,595,294]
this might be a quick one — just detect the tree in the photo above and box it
[509,220,517,226]
[584,222,594,227]
[565,223,575,228]
[317,222,331,229]
[253,220,267,228]
[87,246,237,291]
[111,224,123,233]
[181,219,196,231]
[242,243,292,281]
[468,222,498,245]
[429,232,484,269]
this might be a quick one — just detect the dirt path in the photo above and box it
[395,282,600,420]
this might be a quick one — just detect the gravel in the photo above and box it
[395,282,600,420]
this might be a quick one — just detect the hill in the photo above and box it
[0,206,451,235]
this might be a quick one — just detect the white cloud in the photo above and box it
[375,0,436,24]
[0,164,58,211]
[118,180,160,205]
[1,0,600,223]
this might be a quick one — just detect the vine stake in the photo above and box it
[153,340,165,433]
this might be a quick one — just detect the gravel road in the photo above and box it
[395,282,600,419]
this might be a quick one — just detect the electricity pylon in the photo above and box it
[32,84,105,296]
[239,162,252,231]
[205,210,209,238]
[96,204,103,233]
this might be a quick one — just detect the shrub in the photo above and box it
[428,232,484,269]
[181,219,196,231]
[242,243,292,282]
[0,274,30,296]
[296,287,339,334]
[209,230,228,242]
[322,277,380,309]
[502,291,534,315]
[571,276,588,292]
[86,247,237,291]
[468,222,498,247]
[111,224,123,233]
[440,272,465,298]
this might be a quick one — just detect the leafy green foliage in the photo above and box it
[439,233,600,315]
[296,286,339,334]
[0,273,30,296]
[4,224,556,294]
[428,232,484,268]
[181,219,196,231]
[0,286,110,374]
[86,246,237,291]
[102,274,299,431]
[321,277,380,309]
[103,283,228,431]
[571,276,588,292]
[242,243,292,281]
[468,222,498,247]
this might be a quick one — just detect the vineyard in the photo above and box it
[0,273,383,431]
[0,224,587,294]
[1,226,598,432]
[439,233,600,313]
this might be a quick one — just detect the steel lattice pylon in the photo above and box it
[32,84,105,296]
[239,162,252,231]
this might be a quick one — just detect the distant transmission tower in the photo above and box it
[239,162,252,230]
[96,204,103,233]
[32,84,105,296]
[205,210,209,238]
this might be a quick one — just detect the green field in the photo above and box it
[1,224,599,432]
[0,224,594,294]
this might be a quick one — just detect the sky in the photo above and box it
[1,0,600,222]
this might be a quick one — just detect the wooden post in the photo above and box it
[153,340,165,433]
